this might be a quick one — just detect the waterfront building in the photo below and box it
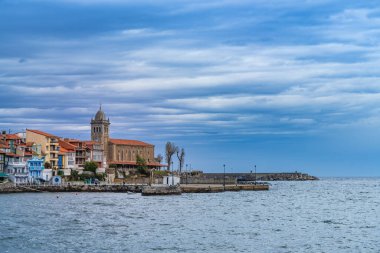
[1,134,22,153]
[163,175,180,186]
[5,153,28,184]
[28,157,51,183]
[58,139,76,175]
[84,140,106,173]
[65,139,86,170]
[0,142,10,153]
[0,151,5,173]
[26,129,60,168]
[26,142,42,156]
[90,107,164,170]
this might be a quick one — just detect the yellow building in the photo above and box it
[26,129,60,168]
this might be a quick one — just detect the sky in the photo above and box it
[1,0,380,176]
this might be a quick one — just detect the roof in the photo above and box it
[26,142,35,147]
[27,129,57,138]
[83,140,100,145]
[59,147,68,154]
[0,143,10,149]
[24,151,33,156]
[94,106,108,121]
[4,134,21,140]
[109,139,153,147]
[58,140,76,151]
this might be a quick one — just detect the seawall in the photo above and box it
[0,182,269,194]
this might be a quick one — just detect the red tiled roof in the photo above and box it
[5,134,21,140]
[0,143,10,149]
[26,142,35,147]
[59,147,68,154]
[27,129,57,138]
[58,140,76,151]
[109,139,153,147]
[83,140,100,146]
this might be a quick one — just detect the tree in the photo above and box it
[165,142,178,171]
[70,170,79,181]
[136,154,148,175]
[155,154,163,164]
[176,148,185,173]
[44,162,51,169]
[84,161,98,174]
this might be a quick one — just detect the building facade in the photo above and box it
[0,151,5,173]
[28,157,51,183]
[6,153,28,184]
[90,107,163,169]
[26,129,60,168]
[91,106,110,159]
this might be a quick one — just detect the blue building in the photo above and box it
[28,157,45,183]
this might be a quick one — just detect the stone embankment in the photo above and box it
[256,173,318,181]
[142,186,182,196]
[0,183,144,194]
[0,182,269,195]
[183,172,319,184]
[181,184,269,193]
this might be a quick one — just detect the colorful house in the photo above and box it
[5,153,28,184]
[28,157,51,183]
[58,140,76,169]
[26,129,60,169]
[0,151,7,181]
[0,150,5,173]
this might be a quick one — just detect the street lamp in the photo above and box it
[185,164,188,184]
[254,165,257,185]
[223,164,226,191]
[171,161,174,186]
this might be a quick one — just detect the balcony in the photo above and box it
[50,138,59,144]
[7,162,26,168]
[29,166,43,171]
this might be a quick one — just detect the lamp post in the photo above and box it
[254,165,257,185]
[185,164,188,184]
[171,161,174,186]
[223,164,226,191]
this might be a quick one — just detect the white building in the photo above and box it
[6,154,28,184]
[163,175,181,186]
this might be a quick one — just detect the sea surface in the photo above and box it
[0,178,379,253]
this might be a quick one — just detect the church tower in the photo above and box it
[91,105,110,160]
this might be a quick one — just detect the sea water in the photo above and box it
[0,178,379,253]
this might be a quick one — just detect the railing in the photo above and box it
[7,162,26,167]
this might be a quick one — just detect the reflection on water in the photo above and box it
[0,178,379,252]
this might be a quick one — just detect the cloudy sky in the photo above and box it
[1,0,380,176]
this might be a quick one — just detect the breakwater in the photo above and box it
[182,172,318,184]
[0,182,269,194]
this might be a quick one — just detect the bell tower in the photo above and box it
[91,105,110,159]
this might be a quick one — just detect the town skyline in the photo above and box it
[1,0,380,176]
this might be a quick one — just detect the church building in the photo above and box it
[90,106,163,169]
